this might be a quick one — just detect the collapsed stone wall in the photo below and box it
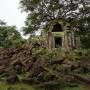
[0,43,90,87]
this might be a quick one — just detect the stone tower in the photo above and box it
[47,20,78,50]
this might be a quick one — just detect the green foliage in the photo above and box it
[0,83,34,90]
[31,47,59,61]
[66,49,90,61]
[45,49,58,61]
[20,0,90,34]
[0,82,88,90]
[63,84,86,90]
[0,20,23,48]
[80,33,90,49]
[20,0,90,49]
[32,47,46,56]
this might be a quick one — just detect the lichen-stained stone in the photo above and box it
[45,20,80,50]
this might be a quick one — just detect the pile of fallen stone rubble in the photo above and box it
[0,44,90,88]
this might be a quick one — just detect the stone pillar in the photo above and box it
[64,31,75,50]
[52,36,55,48]
[68,32,72,48]
[71,31,75,48]
[75,36,80,48]
[47,32,53,49]
[64,31,69,50]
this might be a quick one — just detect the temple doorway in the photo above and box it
[55,37,62,48]
[52,23,63,32]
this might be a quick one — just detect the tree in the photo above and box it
[0,20,22,48]
[80,33,90,49]
[20,0,90,34]
[20,0,90,48]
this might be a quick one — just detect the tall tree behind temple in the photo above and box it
[0,20,22,48]
[20,0,90,34]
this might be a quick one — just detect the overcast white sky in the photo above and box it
[0,0,26,29]
[0,0,29,38]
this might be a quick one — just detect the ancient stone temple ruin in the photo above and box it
[47,20,80,50]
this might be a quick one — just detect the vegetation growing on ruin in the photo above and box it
[0,0,90,90]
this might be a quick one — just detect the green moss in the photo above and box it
[66,49,90,61]
[0,82,34,90]
[63,84,89,90]
[0,82,89,90]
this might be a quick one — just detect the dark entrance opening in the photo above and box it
[52,23,63,32]
[55,37,62,48]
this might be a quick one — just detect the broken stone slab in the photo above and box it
[6,75,19,83]
[48,59,65,65]
[73,74,90,84]
[35,81,60,88]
